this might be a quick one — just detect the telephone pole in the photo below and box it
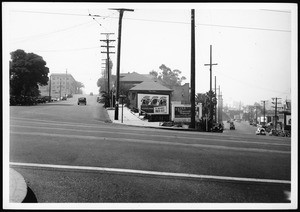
[190,9,196,129]
[204,45,218,93]
[271,97,281,130]
[48,75,51,100]
[110,8,134,120]
[101,33,115,107]
[204,45,218,128]
[261,100,267,126]
[214,76,217,123]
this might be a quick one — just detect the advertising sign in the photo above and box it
[171,104,202,122]
[174,106,191,118]
[137,94,169,115]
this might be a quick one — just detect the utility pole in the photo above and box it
[261,100,266,126]
[110,8,134,120]
[204,45,218,93]
[214,76,217,123]
[204,45,218,129]
[272,97,281,130]
[255,105,258,125]
[220,90,223,123]
[101,33,115,107]
[59,78,61,100]
[217,85,221,123]
[48,75,51,101]
[190,9,196,129]
[65,69,68,97]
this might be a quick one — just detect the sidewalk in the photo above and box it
[106,105,161,128]
[106,105,196,131]
[10,168,27,203]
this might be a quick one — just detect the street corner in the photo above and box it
[10,168,27,203]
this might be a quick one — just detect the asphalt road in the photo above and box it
[9,94,291,206]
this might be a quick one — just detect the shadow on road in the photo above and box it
[22,186,38,203]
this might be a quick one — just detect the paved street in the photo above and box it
[9,94,291,205]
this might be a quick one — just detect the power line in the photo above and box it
[12,10,291,32]
[12,21,94,43]
[217,71,291,95]
[32,46,99,52]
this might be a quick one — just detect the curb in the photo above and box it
[10,168,27,203]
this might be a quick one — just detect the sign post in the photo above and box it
[120,95,126,123]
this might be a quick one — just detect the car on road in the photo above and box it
[256,127,266,135]
[230,122,235,130]
[77,97,87,105]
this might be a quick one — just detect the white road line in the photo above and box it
[10,131,290,154]
[10,162,291,184]
[10,124,291,147]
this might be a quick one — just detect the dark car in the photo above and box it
[230,122,235,130]
[77,97,87,105]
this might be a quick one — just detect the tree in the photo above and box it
[97,75,116,94]
[149,64,186,89]
[195,90,217,131]
[10,49,49,97]
[75,81,85,94]
[196,91,216,118]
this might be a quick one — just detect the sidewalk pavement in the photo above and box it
[10,168,27,203]
[106,105,195,131]
[106,105,161,128]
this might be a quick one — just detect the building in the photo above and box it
[128,81,173,122]
[39,73,76,99]
[171,83,190,104]
[119,72,154,90]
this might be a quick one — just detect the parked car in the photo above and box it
[230,122,235,130]
[212,123,224,133]
[256,127,266,135]
[62,96,67,100]
[77,97,87,105]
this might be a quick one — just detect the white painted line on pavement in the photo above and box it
[11,124,291,147]
[10,131,291,154]
[10,162,291,184]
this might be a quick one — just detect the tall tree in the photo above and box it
[97,74,116,94]
[149,64,186,89]
[196,90,217,127]
[10,49,49,97]
[75,81,85,94]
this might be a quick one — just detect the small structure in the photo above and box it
[128,81,173,122]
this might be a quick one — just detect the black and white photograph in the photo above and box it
[2,2,298,210]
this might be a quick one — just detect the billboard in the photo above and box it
[171,104,202,122]
[137,94,169,115]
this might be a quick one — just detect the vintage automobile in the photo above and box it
[212,123,224,133]
[256,127,266,135]
[230,122,235,130]
[77,97,87,105]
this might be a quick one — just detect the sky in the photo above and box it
[3,2,297,106]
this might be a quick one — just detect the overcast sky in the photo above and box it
[3,2,297,106]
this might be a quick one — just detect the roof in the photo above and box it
[120,72,153,82]
[129,81,173,91]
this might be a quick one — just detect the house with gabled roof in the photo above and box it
[128,81,173,122]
